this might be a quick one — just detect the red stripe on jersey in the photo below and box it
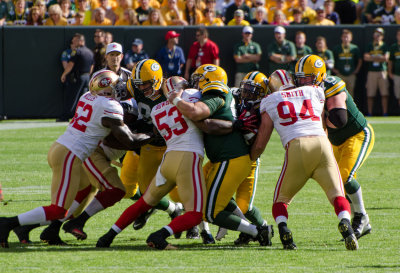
[104,110,123,116]
[83,158,113,190]
[273,145,289,203]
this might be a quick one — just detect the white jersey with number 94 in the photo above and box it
[57,92,124,161]
[151,89,204,157]
[260,85,326,147]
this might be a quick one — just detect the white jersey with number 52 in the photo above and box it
[151,89,204,156]
[57,92,124,161]
[260,85,326,147]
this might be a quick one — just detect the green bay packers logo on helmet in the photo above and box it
[191,64,227,92]
[295,54,326,86]
[151,62,160,71]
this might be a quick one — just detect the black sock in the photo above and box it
[8,216,20,229]
[73,211,90,226]
[160,227,171,239]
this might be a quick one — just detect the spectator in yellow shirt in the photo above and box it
[161,0,187,25]
[299,0,316,23]
[309,6,335,25]
[201,8,224,25]
[227,9,250,25]
[183,0,203,25]
[90,7,112,25]
[115,8,138,25]
[45,4,68,25]
[142,8,167,25]
[75,0,92,25]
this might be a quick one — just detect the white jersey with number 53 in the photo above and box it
[260,85,326,147]
[57,92,124,161]
[151,89,204,156]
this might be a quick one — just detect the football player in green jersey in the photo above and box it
[296,54,375,239]
[168,64,273,246]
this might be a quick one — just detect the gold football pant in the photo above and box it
[273,136,345,206]
[204,155,253,222]
[144,151,205,212]
[332,124,375,183]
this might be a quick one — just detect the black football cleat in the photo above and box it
[200,230,215,244]
[62,220,87,240]
[146,230,176,250]
[186,225,200,239]
[40,226,67,246]
[13,224,38,244]
[278,223,296,250]
[133,208,156,230]
[234,232,255,245]
[96,229,117,248]
[339,218,359,250]
[0,217,13,248]
[256,224,274,247]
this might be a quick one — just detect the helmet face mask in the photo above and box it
[131,59,163,100]
[239,71,269,103]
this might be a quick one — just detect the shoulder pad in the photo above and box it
[323,76,346,98]
[201,82,230,95]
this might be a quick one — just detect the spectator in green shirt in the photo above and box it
[233,26,262,87]
[291,31,312,72]
[388,28,400,110]
[315,36,334,76]
[364,27,389,116]
[267,26,296,74]
[332,29,362,98]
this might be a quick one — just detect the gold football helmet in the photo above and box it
[294,54,326,86]
[239,71,269,102]
[129,59,163,100]
[89,70,120,97]
[162,76,188,98]
[268,69,295,93]
[190,64,228,92]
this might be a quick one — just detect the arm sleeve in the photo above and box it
[200,94,225,116]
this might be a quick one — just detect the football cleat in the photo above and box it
[96,229,117,248]
[40,226,67,246]
[186,226,200,239]
[200,230,215,244]
[169,203,183,239]
[146,230,177,250]
[0,217,13,248]
[215,227,228,241]
[256,224,274,246]
[62,220,87,240]
[352,212,371,239]
[133,208,156,230]
[338,218,359,250]
[278,223,297,250]
[234,232,255,246]
[13,225,38,244]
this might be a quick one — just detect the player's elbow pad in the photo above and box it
[328,108,348,128]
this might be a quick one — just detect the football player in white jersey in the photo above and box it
[0,70,151,248]
[250,69,359,251]
[96,77,206,249]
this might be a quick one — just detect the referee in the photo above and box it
[59,33,94,122]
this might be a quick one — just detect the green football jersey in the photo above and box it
[324,76,367,146]
[200,88,249,163]
[389,42,400,76]
[365,42,388,72]
[333,43,361,76]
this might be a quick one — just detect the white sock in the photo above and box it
[85,198,104,217]
[18,207,46,225]
[164,225,174,236]
[275,216,288,225]
[111,224,122,234]
[166,201,176,214]
[233,207,246,220]
[60,200,80,222]
[199,221,210,232]
[338,210,351,221]
[348,187,367,214]
[237,219,258,237]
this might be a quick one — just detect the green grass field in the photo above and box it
[0,118,399,273]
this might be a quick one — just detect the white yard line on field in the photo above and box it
[0,121,68,130]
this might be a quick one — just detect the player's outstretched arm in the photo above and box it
[102,117,152,150]
[250,112,274,161]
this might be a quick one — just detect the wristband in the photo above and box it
[172,97,182,106]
